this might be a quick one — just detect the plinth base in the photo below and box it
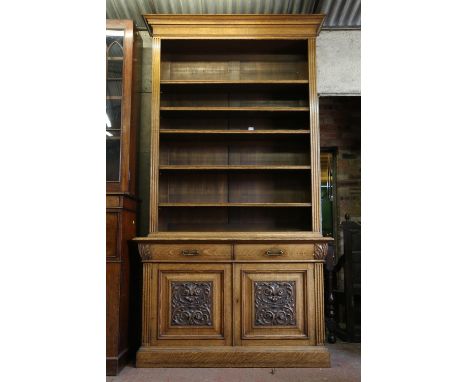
[106,348,128,375]
[136,346,330,368]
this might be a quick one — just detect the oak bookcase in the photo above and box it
[134,15,332,367]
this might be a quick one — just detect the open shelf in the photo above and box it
[158,206,312,232]
[159,171,311,204]
[155,38,313,233]
[161,39,308,83]
[161,110,309,131]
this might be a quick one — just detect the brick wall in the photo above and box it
[320,96,361,224]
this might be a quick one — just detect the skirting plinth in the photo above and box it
[136,346,330,368]
[106,348,129,375]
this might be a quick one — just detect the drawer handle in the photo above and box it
[266,249,284,256]
[181,249,200,256]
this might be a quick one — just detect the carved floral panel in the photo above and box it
[170,281,213,326]
[254,281,296,326]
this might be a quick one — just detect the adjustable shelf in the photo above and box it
[160,106,309,112]
[159,165,311,171]
[159,203,312,207]
[160,80,309,85]
[159,129,310,135]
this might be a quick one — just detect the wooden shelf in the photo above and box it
[159,165,311,171]
[159,129,310,135]
[106,96,122,100]
[159,203,312,208]
[160,106,309,112]
[160,80,309,85]
[140,232,331,242]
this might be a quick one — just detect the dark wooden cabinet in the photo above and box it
[134,15,332,368]
[106,19,140,375]
[334,216,361,342]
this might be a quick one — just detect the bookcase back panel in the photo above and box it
[162,59,308,82]
[160,173,228,203]
[160,139,310,166]
[228,173,311,203]
[160,113,310,131]
[160,85,309,108]
[160,140,229,166]
[229,140,309,166]
[159,172,310,204]
[161,40,308,82]
[158,207,311,232]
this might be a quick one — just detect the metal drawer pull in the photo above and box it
[265,249,284,256]
[181,249,200,256]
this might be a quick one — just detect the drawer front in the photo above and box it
[143,244,232,261]
[234,244,314,261]
[106,196,121,208]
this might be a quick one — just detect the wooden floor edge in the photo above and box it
[136,346,331,368]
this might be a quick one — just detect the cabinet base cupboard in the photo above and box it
[134,15,332,368]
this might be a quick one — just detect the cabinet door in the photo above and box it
[148,263,232,346]
[234,263,315,346]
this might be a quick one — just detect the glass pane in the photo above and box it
[320,152,334,237]
[106,36,124,58]
[106,29,124,183]
[106,79,122,97]
[106,99,121,130]
[106,139,121,181]
[107,59,123,78]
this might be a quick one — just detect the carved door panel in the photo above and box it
[150,263,232,346]
[234,263,315,346]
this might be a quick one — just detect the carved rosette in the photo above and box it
[313,243,328,260]
[138,244,151,260]
[254,281,296,326]
[170,281,213,326]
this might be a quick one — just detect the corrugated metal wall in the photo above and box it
[106,0,361,30]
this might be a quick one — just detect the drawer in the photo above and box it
[144,244,232,261]
[106,196,121,208]
[234,244,314,261]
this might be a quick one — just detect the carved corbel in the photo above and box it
[313,243,328,260]
[138,243,152,260]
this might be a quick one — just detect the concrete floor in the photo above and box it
[107,341,360,382]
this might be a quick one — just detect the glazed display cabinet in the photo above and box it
[106,19,140,375]
[134,15,332,368]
